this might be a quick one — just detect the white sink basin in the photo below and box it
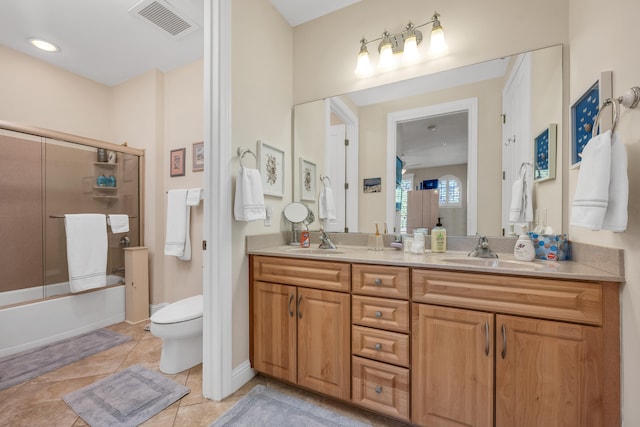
[440,257,542,270]
[286,248,347,255]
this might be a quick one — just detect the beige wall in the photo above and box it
[0,45,204,309]
[568,0,640,424]
[231,0,293,367]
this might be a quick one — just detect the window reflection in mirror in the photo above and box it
[293,44,563,237]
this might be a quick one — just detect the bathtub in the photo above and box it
[0,278,126,358]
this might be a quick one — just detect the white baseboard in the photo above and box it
[231,359,256,394]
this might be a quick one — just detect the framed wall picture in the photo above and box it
[257,140,284,197]
[534,123,557,182]
[192,141,204,172]
[170,148,186,177]
[571,81,599,166]
[363,177,382,193]
[300,158,316,201]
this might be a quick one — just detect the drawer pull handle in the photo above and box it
[297,295,303,319]
[375,385,382,394]
[374,343,382,351]
[501,324,507,359]
[288,294,294,317]
[375,311,383,319]
[374,278,382,286]
[484,321,490,356]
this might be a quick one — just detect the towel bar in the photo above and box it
[592,86,640,138]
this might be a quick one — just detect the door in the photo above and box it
[412,304,494,427]
[325,124,347,232]
[502,53,532,235]
[495,315,603,427]
[297,287,350,399]
[251,281,297,383]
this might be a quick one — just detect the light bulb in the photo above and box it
[378,40,395,70]
[429,26,448,56]
[29,38,59,52]
[403,33,418,63]
[354,42,372,77]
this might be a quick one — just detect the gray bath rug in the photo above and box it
[0,328,132,391]
[63,364,190,427]
[210,384,372,427]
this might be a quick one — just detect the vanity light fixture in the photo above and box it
[29,38,60,53]
[354,11,447,78]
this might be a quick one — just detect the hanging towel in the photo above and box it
[571,131,612,230]
[602,132,628,232]
[64,214,108,293]
[318,181,336,221]
[164,189,191,260]
[108,214,129,233]
[508,165,533,223]
[186,188,203,206]
[234,167,266,221]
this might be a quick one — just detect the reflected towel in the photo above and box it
[508,168,533,223]
[186,188,203,206]
[234,167,266,221]
[64,214,107,293]
[164,189,191,260]
[108,214,129,233]
[571,131,612,230]
[319,182,336,221]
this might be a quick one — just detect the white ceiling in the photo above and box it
[0,0,348,87]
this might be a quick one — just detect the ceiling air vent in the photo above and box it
[128,0,198,39]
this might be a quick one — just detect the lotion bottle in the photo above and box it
[431,218,447,253]
[514,233,536,261]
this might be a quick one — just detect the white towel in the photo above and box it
[186,188,203,206]
[234,167,266,221]
[602,132,628,232]
[508,167,533,223]
[571,131,613,230]
[164,189,191,260]
[64,214,107,293]
[319,182,336,221]
[108,214,129,233]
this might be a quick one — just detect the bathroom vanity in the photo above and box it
[248,246,622,426]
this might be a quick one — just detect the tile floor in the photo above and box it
[0,322,409,426]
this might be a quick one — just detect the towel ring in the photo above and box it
[592,97,619,138]
[320,175,331,186]
[237,147,257,168]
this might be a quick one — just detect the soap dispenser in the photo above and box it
[431,218,447,253]
[514,232,536,261]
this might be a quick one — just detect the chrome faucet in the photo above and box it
[468,236,498,258]
[318,228,337,249]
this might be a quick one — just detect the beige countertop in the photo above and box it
[248,245,624,283]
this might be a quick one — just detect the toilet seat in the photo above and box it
[151,295,203,324]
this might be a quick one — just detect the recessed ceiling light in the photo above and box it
[29,38,60,52]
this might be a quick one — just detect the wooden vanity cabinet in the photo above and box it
[251,256,351,400]
[412,269,619,427]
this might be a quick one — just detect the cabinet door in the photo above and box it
[412,304,494,427]
[297,287,350,400]
[251,281,297,383]
[495,315,603,427]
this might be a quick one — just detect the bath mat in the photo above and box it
[210,384,372,427]
[63,364,189,427]
[0,328,131,391]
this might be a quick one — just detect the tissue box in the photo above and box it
[528,233,570,261]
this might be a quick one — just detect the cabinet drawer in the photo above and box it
[252,255,350,292]
[412,269,603,325]
[352,325,409,367]
[352,356,410,422]
[352,264,409,299]
[352,296,410,333]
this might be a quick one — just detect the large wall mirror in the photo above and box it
[293,44,563,237]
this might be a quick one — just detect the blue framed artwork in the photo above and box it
[571,82,599,165]
[534,124,557,182]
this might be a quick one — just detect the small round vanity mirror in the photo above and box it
[283,202,309,224]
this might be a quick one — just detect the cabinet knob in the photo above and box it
[375,311,383,318]
[374,278,382,286]
[375,385,382,394]
[374,343,382,351]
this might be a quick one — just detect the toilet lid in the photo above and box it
[151,295,203,324]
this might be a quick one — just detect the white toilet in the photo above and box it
[150,294,203,374]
